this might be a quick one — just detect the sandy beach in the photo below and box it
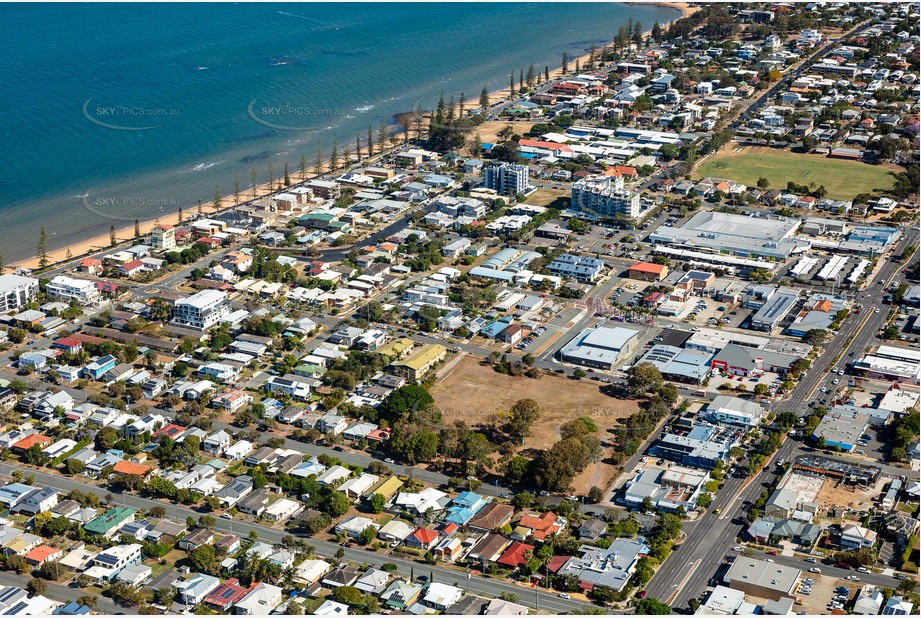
[12,2,697,271]
[484,2,698,105]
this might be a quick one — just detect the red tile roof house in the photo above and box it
[367,427,392,442]
[11,434,52,455]
[24,545,64,566]
[112,460,153,478]
[78,257,103,275]
[497,541,535,568]
[405,527,440,550]
[197,237,223,249]
[117,259,146,278]
[517,511,564,541]
[95,281,121,296]
[53,337,83,355]
[203,577,255,612]
[153,423,187,440]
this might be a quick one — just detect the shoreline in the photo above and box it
[11,2,695,272]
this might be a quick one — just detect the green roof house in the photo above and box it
[84,507,136,538]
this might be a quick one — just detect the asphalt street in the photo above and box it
[0,570,123,614]
[0,463,593,614]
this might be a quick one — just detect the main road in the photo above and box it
[644,229,918,609]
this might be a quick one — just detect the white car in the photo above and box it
[558,593,571,599]
[809,567,821,573]
[732,546,742,552]
[765,558,774,563]
[846,575,860,581]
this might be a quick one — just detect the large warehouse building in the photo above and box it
[648,211,805,262]
[723,558,802,601]
[559,325,639,370]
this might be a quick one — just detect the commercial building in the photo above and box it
[634,345,713,385]
[0,274,39,313]
[390,344,447,379]
[483,163,530,196]
[710,344,799,377]
[559,325,639,370]
[171,289,230,330]
[706,395,765,428]
[839,226,900,254]
[648,211,804,262]
[45,276,100,305]
[557,538,649,592]
[853,345,920,384]
[750,287,800,331]
[723,558,801,601]
[623,466,709,512]
[627,261,669,281]
[571,175,641,219]
[811,409,870,452]
[653,423,736,469]
[547,253,606,283]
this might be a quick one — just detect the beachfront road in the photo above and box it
[0,463,595,614]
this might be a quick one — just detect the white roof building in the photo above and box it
[316,465,351,486]
[234,582,283,615]
[392,487,449,515]
[422,582,463,610]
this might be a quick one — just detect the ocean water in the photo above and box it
[0,2,678,262]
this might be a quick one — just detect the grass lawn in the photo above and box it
[525,187,569,209]
[696,146,896,200]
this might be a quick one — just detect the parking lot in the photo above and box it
[891,312,920,343]
[794,574,844,614]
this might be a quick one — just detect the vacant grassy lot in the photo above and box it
[432,357,639,449]
[475,120,534,145]
[431,357,637,493]
[525,186,569,209]
[696,146,896,200]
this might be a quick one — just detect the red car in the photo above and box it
[767,550,778,556]
[637,591,647,599]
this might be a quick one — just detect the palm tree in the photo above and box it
[251,167,258,199]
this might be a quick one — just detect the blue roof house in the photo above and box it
[444,491,491,526]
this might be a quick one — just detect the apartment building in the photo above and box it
[171,289,230,330]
